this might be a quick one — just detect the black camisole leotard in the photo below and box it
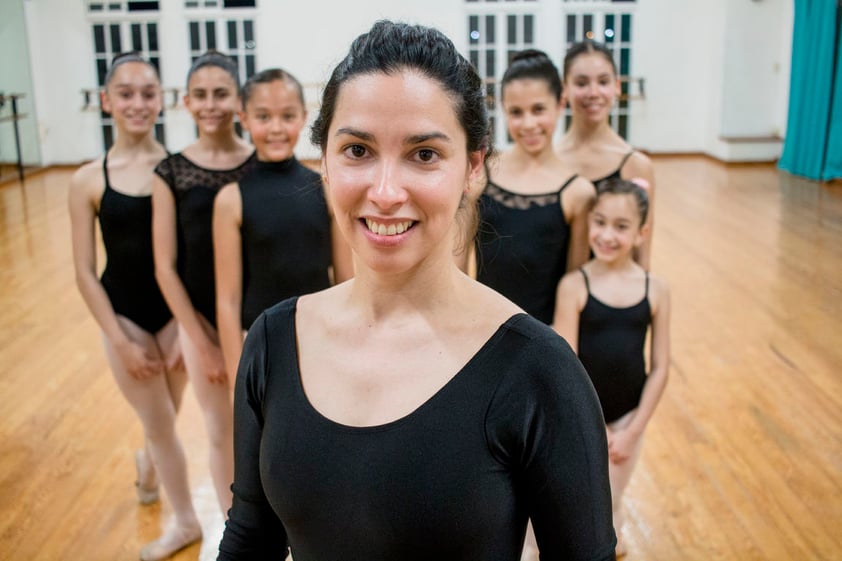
[591,150,634,186]
[154,151,256,326]
[475,174,578,324]
[98,152,172,334]
[239,158,332,329]
[577,267,651,423]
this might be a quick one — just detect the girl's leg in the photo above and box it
[102,317,202,560]
[178,322,234,515]
[607,410,645,556]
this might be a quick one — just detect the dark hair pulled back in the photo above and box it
[562,40,617,81]
[595,177,649,226]
[310,20,491,158]
[187,50,241,93]
[501,49,562,102]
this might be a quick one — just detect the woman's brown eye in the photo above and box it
[350,145,366,158]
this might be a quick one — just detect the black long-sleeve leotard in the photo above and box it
[218,297,616,561]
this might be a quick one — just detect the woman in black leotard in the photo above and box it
[218,21,615,561]
[152,51,255,524]
[214,68,353,381]
[69,53,201,561]
[555,178,670,557]
[475,50,595,324]
[556,40,655,269]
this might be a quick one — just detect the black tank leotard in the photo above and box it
[577,268,651,423]
[239,158,332,329]
[475,174,578,324]
[99,152,172,334]
[591,150,634,186]
[155,152,256,326]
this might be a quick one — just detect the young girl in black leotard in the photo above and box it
[554,178,671,557]
[69,53,202,561]
[152,51,255,521]
[213,68,353,380]
[556,40,656,269]
[474,49,595,324]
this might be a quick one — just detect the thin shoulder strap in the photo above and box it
[645,271,650,298]
[558,173,579,193]
[617,150,635,171]
[102,150,112,190]
[579,267,591,293]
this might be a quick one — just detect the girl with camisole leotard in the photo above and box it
[69,53,202,561]
[556,40,656,269]
[151,51,254,526]
[474,49,595,325]
[555,178,670,558]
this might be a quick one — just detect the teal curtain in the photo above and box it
[778,0,842,181]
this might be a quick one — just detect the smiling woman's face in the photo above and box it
[323,69,483,275]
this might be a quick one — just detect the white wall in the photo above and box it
[19,0,795,165]
[0,0,41,166]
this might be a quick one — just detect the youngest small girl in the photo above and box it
[554,177,671,557]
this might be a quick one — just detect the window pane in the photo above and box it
[97,58,108,85]
[470,49,479,69]
[245,54,255,77]
[604,14,615,43]
[244,20,254,44]
[206,21,216,49]
[469,15,479,45]
[486,49,495,78]
[583,15,593,37]
[128,1,159,10]
[507,15,516,45]
[93,25,106,53]
[620,47,629,76]
[224,0,255,6]
[131,23,143,51]
[189,21,200,50]
[524,15,533,44]
[147,23,158,51]
[566,15,576,43]
[621,14,631,41]
[228,20,238,49]
[110,24,122,52]
[485,15,495,44]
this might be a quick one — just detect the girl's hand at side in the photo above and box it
[607,426,642,463]
[201,339,228,384]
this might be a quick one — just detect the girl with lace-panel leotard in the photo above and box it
[477,174,579,324]
[474,49,595,325]
[554,177,670,558]
[213,68,353,382]
[556,40,655,269]
[69,52,202,561]
[152,50,255,525]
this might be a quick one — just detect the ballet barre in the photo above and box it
[80,87,183,111]
[0,93,28,182]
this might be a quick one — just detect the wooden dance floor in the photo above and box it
[0,156,840,560]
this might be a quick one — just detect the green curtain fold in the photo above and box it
[778,0,842,181]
